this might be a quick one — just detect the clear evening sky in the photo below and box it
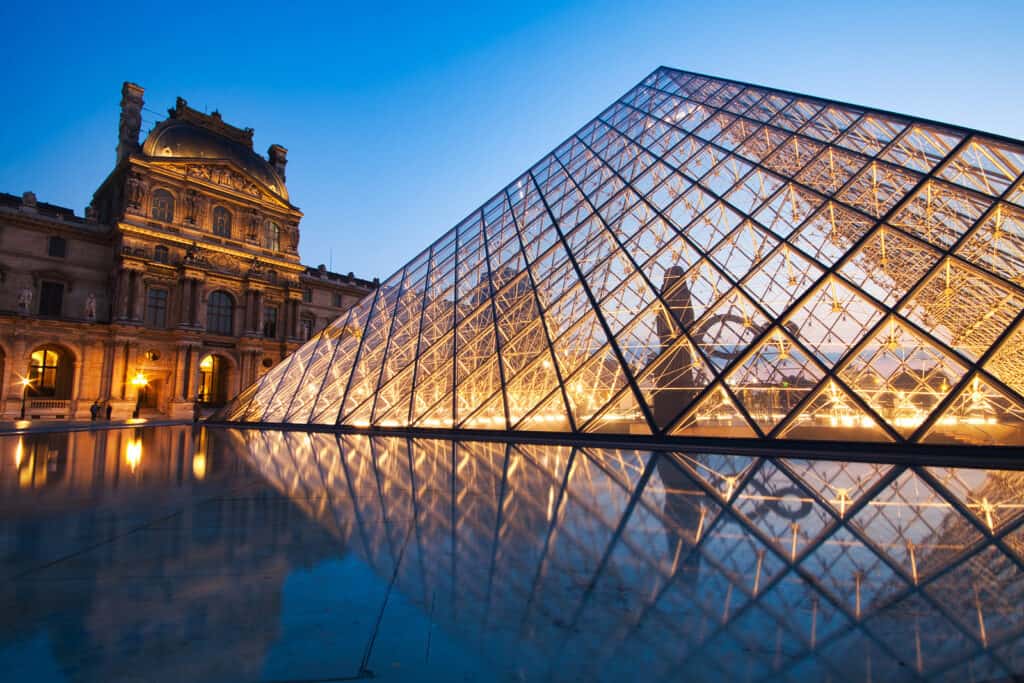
[1,0,1021,281]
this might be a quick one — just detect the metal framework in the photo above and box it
[223,67,1024,446]
[234,429,1024,681]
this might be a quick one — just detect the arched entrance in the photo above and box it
[198,354,230,406]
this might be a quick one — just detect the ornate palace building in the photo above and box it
[0,83,376,420]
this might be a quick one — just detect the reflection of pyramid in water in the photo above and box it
[224,67,1024,445]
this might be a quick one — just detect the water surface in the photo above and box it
[1,426,1022,682]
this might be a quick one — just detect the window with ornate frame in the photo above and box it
[151,189,174,222]
[265,220,281,250]
[212,206,232,238]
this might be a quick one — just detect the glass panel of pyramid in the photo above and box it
[222,67,1024,445]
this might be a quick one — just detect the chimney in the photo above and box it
[268,144,288,181]
[117,82,145,165]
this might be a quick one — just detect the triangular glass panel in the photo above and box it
[922,374,1024,446]
[669,384,758,438]
[583,386,651,435]
[779,380,892,443]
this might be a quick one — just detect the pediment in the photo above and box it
[143,158,293,210]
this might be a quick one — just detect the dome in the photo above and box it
[142,106,288,202]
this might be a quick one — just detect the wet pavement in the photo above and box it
[0,426,1023,681]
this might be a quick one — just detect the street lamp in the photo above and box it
[131,371,148,419]
[18,376,33,420]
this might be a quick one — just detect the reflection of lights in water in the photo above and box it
[192,452,207,480]
[125,438,142,472]
[14,437,24,468]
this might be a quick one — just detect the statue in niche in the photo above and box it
[288,225,300,251]
[17,287,33,314]
[246,210,261,242]
[84,293,97,320]
[184,190,198,223]
[126,172,144,208]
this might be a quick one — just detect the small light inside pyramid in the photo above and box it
[223,68,1024,447]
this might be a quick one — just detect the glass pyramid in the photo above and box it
[223,67,1024,446]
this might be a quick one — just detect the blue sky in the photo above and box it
[1,0,1022,280]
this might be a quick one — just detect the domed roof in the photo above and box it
[141,99,288,202]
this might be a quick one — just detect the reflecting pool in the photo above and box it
[0,427,1023,682]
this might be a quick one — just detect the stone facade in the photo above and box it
[0,83,376,420]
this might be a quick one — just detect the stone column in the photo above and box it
[179,344,193,399]
[116,269,131,320]
[190,349,204,402]
[250,290,260,335]
[193,281,206,328]
[178,279,192,328]
[130,270,145,322]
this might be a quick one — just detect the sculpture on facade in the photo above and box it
[84,293,97,320]
[17,287,33,314]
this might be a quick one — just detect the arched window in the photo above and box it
[27,346,72,398]
[151,189,174,222]
[212,206,232,238]
[265,220,281,251]
[206,291,234,335]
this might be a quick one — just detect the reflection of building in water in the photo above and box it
[239,430,1024,682]
[0,427,340,683]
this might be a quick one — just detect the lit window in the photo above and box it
[151,189,174,222]
[48,236,66,258]
[206,291,234,335]
[212,206,232,238]
[27,347,63,397]
[146,288,168,328]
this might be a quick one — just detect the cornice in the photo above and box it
[118,221,306,273]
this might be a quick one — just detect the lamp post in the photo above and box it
[131,371,148,419]
[18,376,33,420]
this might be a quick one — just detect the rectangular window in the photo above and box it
[332,292,343,307]
[300,317,314,341]
[154,245,169,263]
[262,306,278,338]
[303,288,313,303]
[39,281,64,316]
[146,288,168,328]
[48,236,67,258]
